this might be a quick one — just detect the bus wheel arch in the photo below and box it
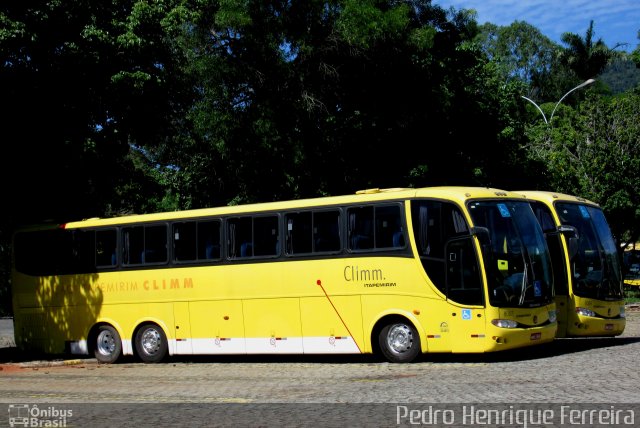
[133,322,169,363]
[372,315,422,363]
[89,323,122,364]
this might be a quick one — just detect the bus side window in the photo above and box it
[254,216,279,257]
[143,225,168,264]
[122,224,167,265]
[314,210,341,252]
[95,229,117,268]
[228,217,252,259]
[285,212,312,255]
[122,226,144,265]
[173,222,197,262]
[412,200,472,299]
[375,205,404,249]
[348,206,374,250]
[446,237,483,305]
[197,220,221,260]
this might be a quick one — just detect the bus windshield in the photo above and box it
[556,202,623,300]
[468,200,554,308]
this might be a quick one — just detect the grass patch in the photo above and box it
[624,285,640,304]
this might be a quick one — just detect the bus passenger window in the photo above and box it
[412,201,471,296]
[228,217,253,258]
[96,229,117,268]
[143,225,168,264]
[122,226,144,265]
[375,205,404,248]
[254,216,279,256]
[285,212,312,255]
[314,210,341,252]
[123,224,167,265]
[173,222,197,262]
[197,220,221,260]
[348,207,374,250]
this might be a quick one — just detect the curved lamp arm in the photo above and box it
[521,96,548,124]
[549,79,595,122]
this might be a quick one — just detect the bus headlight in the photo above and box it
[548,310,557,323]
[620,306,626,319]
[576,307,596,317]
[491,319,518,328]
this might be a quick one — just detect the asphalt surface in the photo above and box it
[1,311,639,427]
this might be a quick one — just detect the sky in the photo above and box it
[433,0,640,52]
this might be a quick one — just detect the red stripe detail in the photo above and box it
[317,280,362,353]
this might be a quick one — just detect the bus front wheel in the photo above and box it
[134,323,168,363]
[378,321,421,363]
[94,325,122,364]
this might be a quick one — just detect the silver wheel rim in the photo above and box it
[141,328,162,355]
[386,324,413,355]
[97,330,116,357]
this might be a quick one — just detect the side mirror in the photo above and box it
[557,224,578,238]
[557,225,579,259]
[470,226,491,246]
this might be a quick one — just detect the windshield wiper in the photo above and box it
[518,258,529,305]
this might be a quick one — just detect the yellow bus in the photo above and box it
[519,191,625,337]
[12,187,557,364]
[623,244,640,287]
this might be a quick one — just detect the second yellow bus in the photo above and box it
[519,190,625,337]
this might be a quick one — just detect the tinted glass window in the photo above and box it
[228,216,279,259]
[173,220,221,262]
[348,204,404,252]
[123,225,167,265]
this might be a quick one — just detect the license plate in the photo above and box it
[530,333,541,340]
[605,324,614,331]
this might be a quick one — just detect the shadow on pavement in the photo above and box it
[2,336,639,366]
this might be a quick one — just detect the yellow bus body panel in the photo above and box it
[565,296,626,337]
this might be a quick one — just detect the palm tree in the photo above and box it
[559,20,613,80]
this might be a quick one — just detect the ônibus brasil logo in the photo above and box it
[8,404,72,427]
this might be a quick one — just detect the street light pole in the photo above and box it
[521,95,548,124]
[549,78,595,122]
[521,78,596,124]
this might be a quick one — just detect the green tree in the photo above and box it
[0,0,192,227]
[0,0,194,315]
[170,0,534,208]
[524,91,640,246]
[631,29,640,68]
[475,21,576,102]
[559,20,614,80]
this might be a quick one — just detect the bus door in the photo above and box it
[445,236,487,352]
[530,201,572,337]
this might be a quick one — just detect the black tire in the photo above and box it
[94,325,122,364]
[135,323,168,363]
[378,321,421,363]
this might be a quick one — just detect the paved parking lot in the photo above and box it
[1,311,639,427]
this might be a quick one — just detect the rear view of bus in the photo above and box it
[519,191,625,337]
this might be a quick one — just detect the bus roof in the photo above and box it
[61,186,526,229]
[515,190,599,208]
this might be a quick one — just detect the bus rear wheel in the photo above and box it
[378,321,420,363]
[94,325,122,364]
[135,323,168,363]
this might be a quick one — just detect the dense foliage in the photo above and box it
[1,0,639,315]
